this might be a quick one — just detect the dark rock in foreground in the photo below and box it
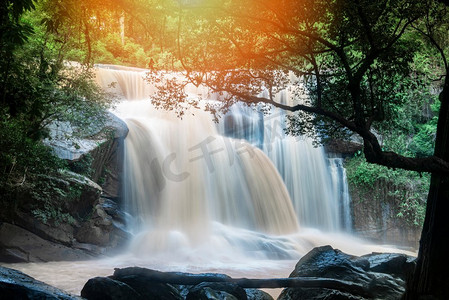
[186,282,247,300]
[245,289,273,300]
[80,268,253,300]
[81,277,141,300]
[0,266,79,299]
[78,246,415,299]
[278,245,414,300]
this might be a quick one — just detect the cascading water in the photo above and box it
[121,101,301,259]
[1,65,414,297]
[96,65,352,261]
[328,157,353,230]
[219,96,341,231]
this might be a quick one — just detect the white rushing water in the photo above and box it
[102,64,350,260]
[3,65,414,296]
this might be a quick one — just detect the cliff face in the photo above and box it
[326,138,422,249]
[0,113,130,263]
[349,180,422,249]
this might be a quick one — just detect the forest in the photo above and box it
[0,0,448,299]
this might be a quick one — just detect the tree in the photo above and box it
[0,0,111,223]
[148,0,449,298]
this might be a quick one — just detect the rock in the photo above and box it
[186,286,238,300]
[81,277,141,300]
[117,278,182,300]
[288,245,371,284]
[112,267,233,286]
[75,198,130,251]
[279,245,406,300]
[0,112,128,261]
[186,282,247,300]
[173,285,191,298]
[83,267,275,300]
[360,252,415,279]
[0,223,93,262]
[112,269,183,300]
[71,241,105,256]
[90,136,125,200]
[75,202,113,246]
[324,139,363,157]
[351,186,422,248]
[100,198,123,220]
[44,112,128,162]
[14,211,75,246]
[245,289,273,300]
[0,266,79,299]
[82,269,185,299]
[44,112,128,202]
[60,170,103,219]
[279,287,361,300]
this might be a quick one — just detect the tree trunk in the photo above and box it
[405,77,449,299]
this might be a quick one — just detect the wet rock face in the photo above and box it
[0,266,79,299]
[350,188,422,249]
[279,245,414,300]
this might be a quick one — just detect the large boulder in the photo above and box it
[0,223,93,263]
[59,170,103,219]
[186,286,239,300]
[359,252,415,279]
[0,171,110,261]
[43,111,127,212]
[81,277,141,300]
[82,275,183,300]
[45,112,128,201]
[186,282,246,300]
[245,289,273,300]
[14,211,75,246]
[278,245,410,300]
[44,112,127,163]
[0,266,80,299]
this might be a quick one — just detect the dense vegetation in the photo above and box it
[346,83,440,228]
[0,0,110,223]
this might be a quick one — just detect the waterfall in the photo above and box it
[218,93,341,231]
[95,65,353,259]
[328,157,353,230]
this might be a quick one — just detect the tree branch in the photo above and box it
[113,267,374,298]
